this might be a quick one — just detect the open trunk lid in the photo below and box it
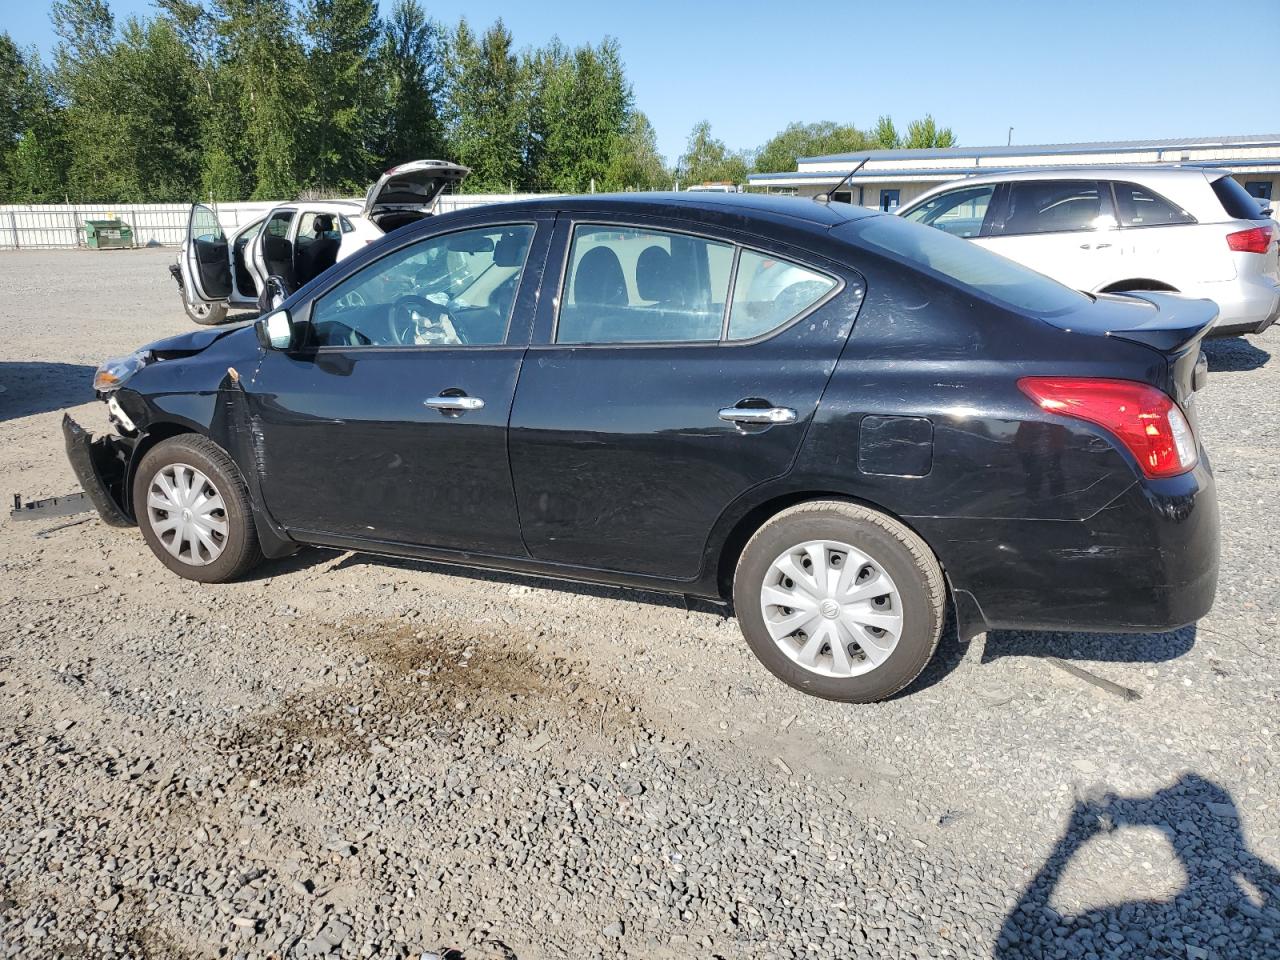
[363,160,469,232]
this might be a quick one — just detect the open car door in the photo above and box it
[362,160,469,233]
[184,203,231,304]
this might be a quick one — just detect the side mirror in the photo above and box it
[256,309,293,350]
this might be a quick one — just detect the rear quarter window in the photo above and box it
[1211,176,1267,220]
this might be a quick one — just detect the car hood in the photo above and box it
[144,321,254,359]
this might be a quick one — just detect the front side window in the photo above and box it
[902,185,996,238]
[308,224,535,348]
[557,226,734,344]
[1112,182,1195,227]
[728,251,837,340]
[1000,180,1113,235]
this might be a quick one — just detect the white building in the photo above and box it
[747,134,1280,212]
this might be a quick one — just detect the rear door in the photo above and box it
[249,208,298,294]
[978,179,1121,291]
[508,216,859,580]
[184,203,231,303]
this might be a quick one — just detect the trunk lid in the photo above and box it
[1045,291,1216,418]
[362,160,469,231]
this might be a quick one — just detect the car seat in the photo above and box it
[562,246,627,341]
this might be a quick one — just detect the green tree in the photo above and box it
[301,0,382,192]
[603,110,668,191]
[871,115,899,150]
[0,33,68,201]
[677,120,748,186]
[526,36,633,192]
[754,121,869,174]
[903,114,956,149]
[446,19,527,192]
[375,0,446,166]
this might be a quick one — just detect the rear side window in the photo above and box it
[1112,182,1195,227]
[1000,180,1112,235]
[902,185,996,238]
[557,226,734,344]
[852,214,1088,316]
[728,251,836,340]
[1211,175,1267,220]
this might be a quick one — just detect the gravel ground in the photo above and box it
[0,249,1277,960]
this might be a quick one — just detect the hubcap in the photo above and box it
[759,539,904,679]
[146,463,228,566]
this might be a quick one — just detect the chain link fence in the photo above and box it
[0,195,557,250]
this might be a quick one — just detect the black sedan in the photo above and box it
[65,193,1219,702]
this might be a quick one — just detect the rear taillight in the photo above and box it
[1226,225,1273,254]
[1018,378,1197,479]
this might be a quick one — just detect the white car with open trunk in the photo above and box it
[172,160,469,325]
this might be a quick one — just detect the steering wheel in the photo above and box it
[387,294,467,346]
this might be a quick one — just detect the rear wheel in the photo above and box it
[733,501,945,703]
[132,435,263,583]
[184,296,227,326]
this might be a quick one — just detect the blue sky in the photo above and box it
[7,0,1275,162]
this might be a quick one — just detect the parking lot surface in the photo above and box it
[1,249,1277,959]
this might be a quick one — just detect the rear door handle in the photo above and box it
[718,406,797,425]
[424,395,484,412]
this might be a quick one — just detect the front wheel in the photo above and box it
[733,501,946,703]
[132,435,264,583]
[184,296,228,326]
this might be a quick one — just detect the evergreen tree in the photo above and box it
[376,0,446,166]
[0,33,68,201]
[301,0,381,193]
[871,115,899,150]
[446,19,526,192]
[903,114,956,149]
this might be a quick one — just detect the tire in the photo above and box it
[733,500,946,703]
[184,296,228,326]
[132,435,264,583]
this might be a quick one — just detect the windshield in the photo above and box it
[848,214,1089,316]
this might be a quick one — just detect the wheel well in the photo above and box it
[1098,278,1179,294]
[714,491,936,600]
[125,423,198,501]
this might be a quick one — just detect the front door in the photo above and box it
[508,218,859,580]
[184,203,231,303]
[247,217,552,553]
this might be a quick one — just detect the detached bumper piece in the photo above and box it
[61,414,135,527]
[10,491,92,521]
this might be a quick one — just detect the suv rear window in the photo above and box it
[1211,176,1267,220]
[851,215,1088,316]
[1112,182,1195,227]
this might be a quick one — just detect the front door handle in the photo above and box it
[424,395,485,413]
[718,405,797,425]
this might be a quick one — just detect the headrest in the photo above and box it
[493,232,525,267]
[635,245,672,301]
[573,246,627,306]
[313,214,334,233]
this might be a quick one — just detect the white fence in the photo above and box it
[0,194,557,250]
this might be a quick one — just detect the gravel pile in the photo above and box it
[0,251,1277,958]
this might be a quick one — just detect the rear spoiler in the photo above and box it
[1095,292,1218,355]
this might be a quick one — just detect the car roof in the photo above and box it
[459,191,879,230]
[918,165,1223,188]
[273,200,364,214]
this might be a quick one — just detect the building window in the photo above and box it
[1245,181,1273,201]
[879,189,901,212]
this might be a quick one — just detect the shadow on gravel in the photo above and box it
[996,774,1280,960]
[982,624,1196,665]
[1203,336,1270,373]
[0,361,96,421]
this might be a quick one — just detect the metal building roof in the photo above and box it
[798,134,1280,165]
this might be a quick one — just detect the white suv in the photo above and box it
[898,167,1280,336]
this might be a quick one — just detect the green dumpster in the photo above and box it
[83,219,134,249]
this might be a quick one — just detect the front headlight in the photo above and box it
[93,350,149,393]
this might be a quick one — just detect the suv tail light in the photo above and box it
[1226,225,1273,254]
[1018,378,1197,479]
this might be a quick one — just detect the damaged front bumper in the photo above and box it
[62,413,136,527]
